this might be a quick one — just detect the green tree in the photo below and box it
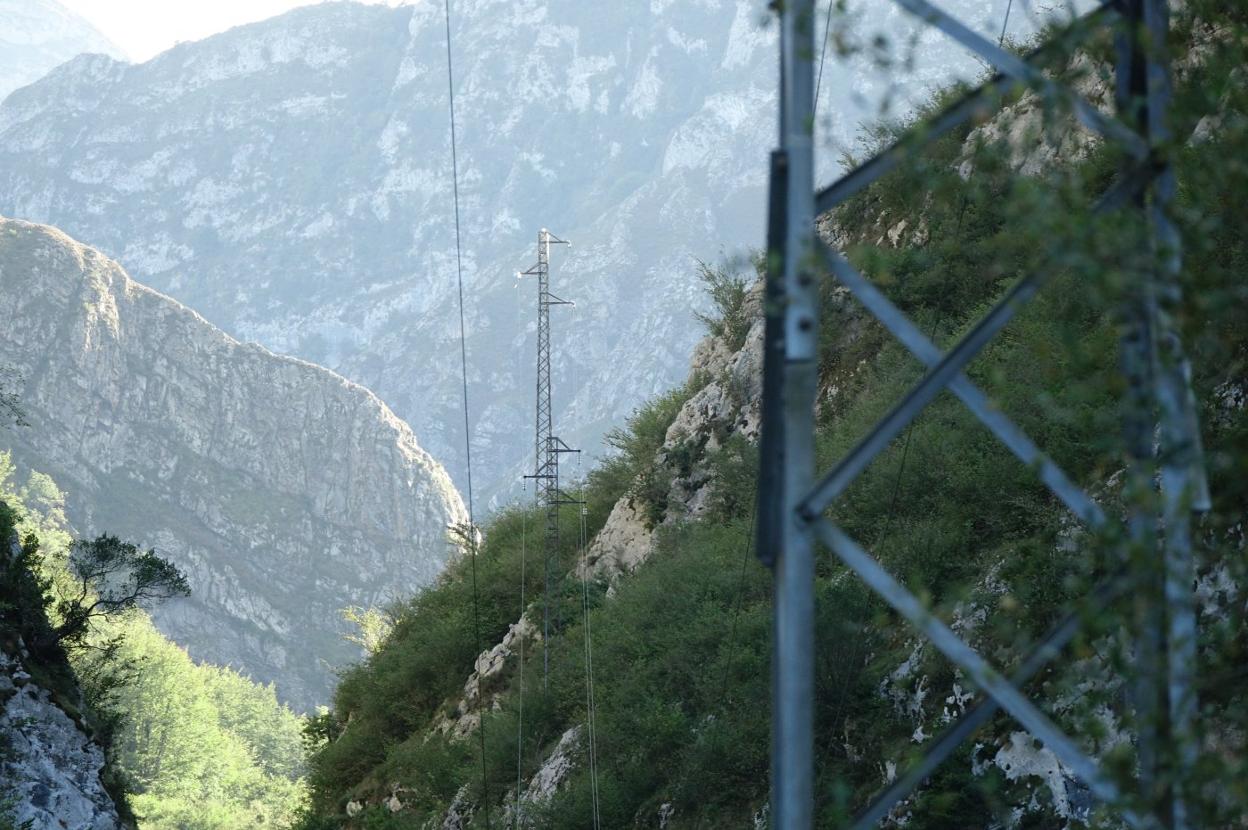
[692,258,753,352]
[50,535,190,648]
[110,618,306,829]
[339,604,396,658]
[0,454,308,827]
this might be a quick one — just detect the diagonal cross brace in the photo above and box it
[811,518,1156,830]
[816,241,1105,527]
[800,260,1048,516]
[801,166,1155,519]
[816,3,1120,214]
[849,572,1133,829]
[892,0,1148,159]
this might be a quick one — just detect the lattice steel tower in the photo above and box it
[521,228,579,686]
[759,1,1210,827]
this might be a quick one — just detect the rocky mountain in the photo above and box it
[0,0,1045,508]
[0,216,467,710]
[0,0,125,102]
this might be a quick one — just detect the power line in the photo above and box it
[815,0,836,115]
[520,230,574,688]
[566,305,601,828]
[713,506,757,714]
[821,315,940,758]
[441,0,491,825]
[578,492,602,829]
[514,505,528,828]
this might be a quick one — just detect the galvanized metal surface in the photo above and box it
[770,2,819,827]
[762,0,1209,826]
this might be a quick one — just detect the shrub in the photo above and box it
[693,259,754,352]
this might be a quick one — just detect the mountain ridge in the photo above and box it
[0,0,1007,507]
[0,0,125,102]
[0,0,1055,507]
[0,215,467,709]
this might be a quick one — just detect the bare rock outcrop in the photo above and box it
[438,614,538,739]
[0,217,467,709]
[584,286,765,579]
[0,526,127,830]
[0,648,125,830]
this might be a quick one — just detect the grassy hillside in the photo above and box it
[298,7,1247,828]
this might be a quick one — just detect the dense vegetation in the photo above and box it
[296,7,1247,828]
[0,455,308,829]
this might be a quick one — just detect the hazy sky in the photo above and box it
[59,0,411,61]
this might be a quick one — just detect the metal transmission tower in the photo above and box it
[758,1,1210,828]
[521,228,581,687]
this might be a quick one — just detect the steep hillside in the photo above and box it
[0,0,124,101]
[0,217,466,710]
[294,9,1248,827]
[0,502,132,830]
[0,0,1051,505]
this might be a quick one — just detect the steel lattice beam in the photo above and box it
[814,2,1120,214]
[761,0,1209,827]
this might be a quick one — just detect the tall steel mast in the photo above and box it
[522,229,579,687]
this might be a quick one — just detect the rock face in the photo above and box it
[0,217,467,709]
[0,530,126,830]
[586,284,765,578]
[0,0,1044,506]
[0,0,124,101]
[438,613,538,739]
[0,649,124,830]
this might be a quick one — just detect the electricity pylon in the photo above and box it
[521,229,580,687]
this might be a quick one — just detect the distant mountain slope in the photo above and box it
[0,0,125,101]
[0,0,1038,506]
[0,216,467,710]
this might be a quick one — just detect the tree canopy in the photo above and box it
[54,535,190,646]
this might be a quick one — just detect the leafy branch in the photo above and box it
[52,535,190,647]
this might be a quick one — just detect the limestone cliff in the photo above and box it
[0,650,124,830]
[0,217,467,709]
